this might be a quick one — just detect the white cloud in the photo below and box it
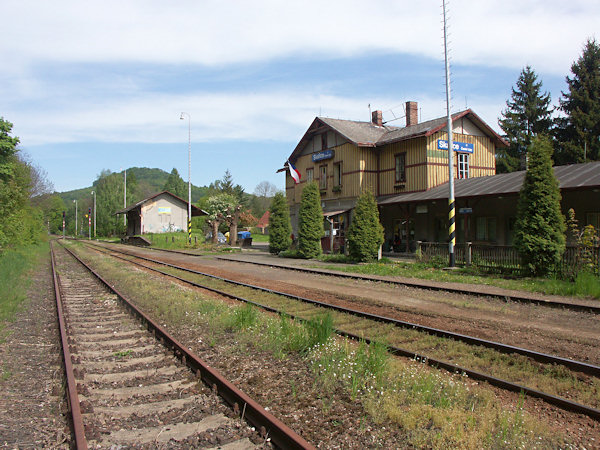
[12,88,508,149]
[3,0,598,75]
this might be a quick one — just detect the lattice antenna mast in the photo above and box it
[443,0,456,267]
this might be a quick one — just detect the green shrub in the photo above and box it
[514,136,565,276]
[347,190,384,262]
[297,182,323,259]
[268,192,292,254]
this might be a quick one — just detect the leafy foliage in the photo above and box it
[297,182,323,259]
[555,38,600,164]
[497,66,553,173]
[514,136,565,275]
[347,190,384,261]
[268,192,292,254]
[0,118,45,251]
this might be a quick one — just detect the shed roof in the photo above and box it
[115,191,208,216]
[378,161,600,205]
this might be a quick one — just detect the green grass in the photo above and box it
[309,259,600,300]
[0,242,48,338]
[145,231,207,250]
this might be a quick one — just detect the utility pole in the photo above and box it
[443,0,456,268]
[73,199,78,237]
[91,190,96,238]
[180,112,192,244]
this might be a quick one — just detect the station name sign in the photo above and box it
[437,140,474,153]
[312,149,335,162]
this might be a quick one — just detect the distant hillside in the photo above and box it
[58,167,210,205]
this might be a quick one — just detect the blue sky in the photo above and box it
[2,0,598,195]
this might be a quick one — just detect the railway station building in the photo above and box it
[282,102,600,252]
[116,191,206,236]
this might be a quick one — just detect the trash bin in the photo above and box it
[237,231,252,247]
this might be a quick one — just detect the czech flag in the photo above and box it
[288,160,301,184]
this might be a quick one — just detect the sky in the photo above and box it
[2,0,599,195]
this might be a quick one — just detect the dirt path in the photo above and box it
[0,253,70,448]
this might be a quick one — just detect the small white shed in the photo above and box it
[116,191,207,236]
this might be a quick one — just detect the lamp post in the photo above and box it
[180,112,192,244]
[73,199,78,237]
[91,190,96,238]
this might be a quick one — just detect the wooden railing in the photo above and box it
[417,242,600,276]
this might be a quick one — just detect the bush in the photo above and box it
[298,182,323,259]
[514,136,565,276]
[268,192,292,254]
[347,190,384,262]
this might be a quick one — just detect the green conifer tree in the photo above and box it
[514,136,566,276]
[298,182,323,259]
[555,38,600,164]
[268,192,292,254]
[163,168,187,198]
[347,190,384,261]
[498,66,553,173]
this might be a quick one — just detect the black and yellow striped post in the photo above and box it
[188,219,192,245]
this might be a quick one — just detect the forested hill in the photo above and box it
[58,167,209,205]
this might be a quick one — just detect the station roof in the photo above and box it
[378,161,600,206]
[115,191,208,216]
[288,109,507,162]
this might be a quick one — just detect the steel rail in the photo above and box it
[214,256,600,314]
[58,241,315,450]
[50,241,88,450]
[87,242,600,377]
[84,242,600,421]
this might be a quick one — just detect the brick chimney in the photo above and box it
[406,101,418,127]
[371,110,383,127]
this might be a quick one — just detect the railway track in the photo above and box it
[82,241,600,421]
[51,240,313,449]
[213,256,600,314]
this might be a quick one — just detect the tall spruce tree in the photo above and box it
[513,136,565,276]
[497,66,553,173]
[347,190,384,261]
[268,192,292,254]
[163,168,187,198]
[555,38,600,164]
[297,182,323,259]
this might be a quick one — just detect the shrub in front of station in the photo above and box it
[298,181,323,259]
[347,189,384,262]
[514,136,566,276]
[268,192,292,254]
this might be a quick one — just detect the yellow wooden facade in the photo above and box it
[286,115,498,208]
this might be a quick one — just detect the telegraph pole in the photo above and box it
[443,0,456,267]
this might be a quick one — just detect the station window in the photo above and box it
[457,153,469,179]
[586,212,600,230]
[476,217,497,242]
[395,153,406,183]
[321,133,328,150]
[306,168,314,182]
[334,162,342,187]
[319,165,328,190]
